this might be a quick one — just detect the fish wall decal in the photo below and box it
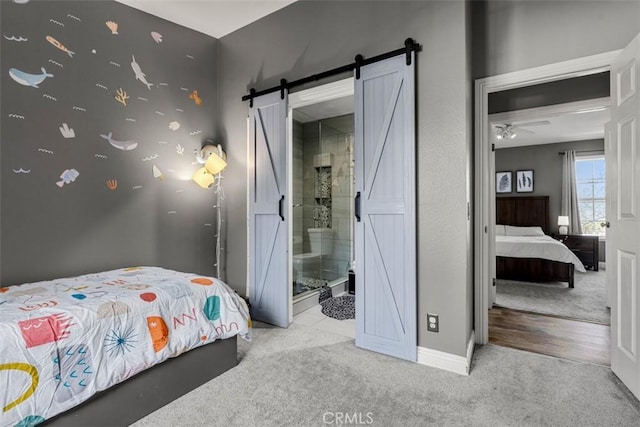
[99,132,138,151]
[131,55,152,90]
[46,35,75,58]
[56,169,79,187]
[9,67,53,88]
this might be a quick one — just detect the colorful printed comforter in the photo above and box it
[0,267,251,427]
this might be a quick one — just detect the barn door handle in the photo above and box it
[601,221,610,228]
[355,192,361,222]
[278,195,285,221]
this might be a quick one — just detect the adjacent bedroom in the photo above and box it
[488,72,610,366]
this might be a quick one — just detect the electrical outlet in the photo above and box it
[427,313,439,333]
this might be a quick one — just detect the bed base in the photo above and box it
[496,256,574,288]
[43,336,237,426]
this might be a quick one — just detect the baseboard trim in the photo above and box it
[417,331,475,376]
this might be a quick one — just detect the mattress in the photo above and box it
[496,235,587,273]
[0,267,251,427]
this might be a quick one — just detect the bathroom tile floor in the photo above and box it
[292,300,356,339]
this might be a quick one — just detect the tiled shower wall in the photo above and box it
[297,114,353,281]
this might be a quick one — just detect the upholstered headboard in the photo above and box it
[496,196,550,234]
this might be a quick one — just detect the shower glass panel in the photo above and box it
[292,114,354,298]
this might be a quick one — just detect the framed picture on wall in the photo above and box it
[496,171,512,193]
[516,170,534,193]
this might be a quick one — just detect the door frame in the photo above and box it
[286,77,354,323]
[474,50,621,344]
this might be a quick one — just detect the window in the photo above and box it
[575,156,605,237]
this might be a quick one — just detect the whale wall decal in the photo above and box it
[9,67,53,88]
[99,132,138,151]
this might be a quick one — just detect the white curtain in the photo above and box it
[561,150,582,234]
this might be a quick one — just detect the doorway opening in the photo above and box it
[474,51,621,354]
[288,79,356,338]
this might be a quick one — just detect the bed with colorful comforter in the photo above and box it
[0,266,251,427]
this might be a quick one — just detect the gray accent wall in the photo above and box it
[1,1,218,285]
[218,0,474,357]
[495,139,605,233]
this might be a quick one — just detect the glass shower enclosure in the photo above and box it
[292,113,354,298]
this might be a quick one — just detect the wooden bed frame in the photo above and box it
[496,195,574,288]
[43,336,237,426]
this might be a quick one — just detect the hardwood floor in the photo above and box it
[489,307,610,366]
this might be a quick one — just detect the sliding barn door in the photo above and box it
[354,54,417,361]
[248,92,289,328]
[610,32,640,400]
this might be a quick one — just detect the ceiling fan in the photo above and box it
[494,120,551,140]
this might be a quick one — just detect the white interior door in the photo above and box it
[354,54,417,361]
[248,91,289,328]
[609,32,640,400]
[605,121,613,309]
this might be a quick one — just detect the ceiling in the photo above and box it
[293,96,355,123]
[490,97,610,149]
[115,0,297,38]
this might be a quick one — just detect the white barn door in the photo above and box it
[248,92,289,328]
[609,32,640,400]
[354,54,417,361]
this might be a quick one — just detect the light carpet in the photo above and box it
[495,264,609,324]
[132,322,639,427]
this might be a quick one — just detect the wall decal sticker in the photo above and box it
[132,185,142,190]
[158,82,168,86]
[176,108,184,112]
[106,179,118,190]
[168,121,180,131]
[176,189,184,193]
[167,211,176,215]
[152,165,163,180]
[46,35,75,58]
[150,32,163,43]
[0,363,38,413]
[38,148,54,154]
[8,114,25,119]
[188,130,202,136]
[56,169,79,187]
[3,35,28,42]
[176,144,184,155]
[91,49,96,54]
[50,19,64,27]
[67,14,81,22]
[94,154,107,159]
[204,223,212,227]
[109,61,120,68]
[59,123,75,138]
[105,21,118,35]
[137,97,148,102]
[43,94,57,101]
[180,87,189,91]
[114,88,129,106]
[9,67,53,88]
[125,118,136,122]
[72,106,86,112]
[13,0,31,4]
[186,54,194,60]
[13,168,31,174]
[188,90,202,106]
[100,132,138,151]
[157,140,168,144]
[154,111,164,116]
[131,55,153,90]
[95,83,108,90]
[48,59,63,68]
[141,154,159,162]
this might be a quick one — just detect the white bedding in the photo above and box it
[0,267,251,426]
[496,235,587,273]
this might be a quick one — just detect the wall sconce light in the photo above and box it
[193,144,227,188]
[558,216,569,235]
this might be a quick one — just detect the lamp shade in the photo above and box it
[558,216,569,226]
[192,167,215,188]
[204,151,227,175]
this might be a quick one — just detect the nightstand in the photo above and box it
[554,234,599,271]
